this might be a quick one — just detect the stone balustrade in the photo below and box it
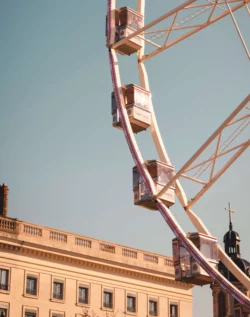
[0,216,174,274]
[0,217,18,233]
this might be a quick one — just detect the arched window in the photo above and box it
[218,291,226,316]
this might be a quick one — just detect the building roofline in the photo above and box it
[9,216,172,259]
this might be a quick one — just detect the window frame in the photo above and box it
[22,305,39,317]
[170,302,179,317]
[0,267,10,294]
[126,291,137,315]
[24,272,39,298]
[148,297,158,317]
[51,277,65,303]
[76,282,90,307]
[0,301,9,317]
[49,310,65,317]
[25,313,36,317]
[102,287,114,311]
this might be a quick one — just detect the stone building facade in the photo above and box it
[0,185,193,317]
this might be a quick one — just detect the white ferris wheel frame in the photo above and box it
[107,0,250,310]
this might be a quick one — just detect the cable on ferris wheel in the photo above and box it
[106,0,250,311]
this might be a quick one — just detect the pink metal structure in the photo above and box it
[107,0,250,311]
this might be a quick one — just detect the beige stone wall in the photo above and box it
[0,217,193,317]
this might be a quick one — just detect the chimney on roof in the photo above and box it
[0,184,9,217]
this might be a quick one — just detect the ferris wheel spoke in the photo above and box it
[246,3,250,15]
[111,0,196,49]
[141,1,246,62]
[186,141,250,208]
[206,0,226,13]
[111,0,248,61]
[156,94,250,204]
[206,0,220,22]
[224,0,250,59]
[157,202,250,309]
[107,0,250,310]
[184,207,250,290]
[135,1,250,295]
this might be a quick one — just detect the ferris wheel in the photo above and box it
[106,0,250,311]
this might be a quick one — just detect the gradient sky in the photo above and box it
[0,1,249,316]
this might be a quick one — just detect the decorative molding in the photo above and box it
[0,241,190,289]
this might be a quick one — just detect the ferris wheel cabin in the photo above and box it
[172,233,218,286]
[107,7,143,55]
[112,84,151,133]
[133,160,175,210]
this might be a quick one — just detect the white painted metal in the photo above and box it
[246,3,250,15]
[134,0,250,292]
[108,0,250,309]
[157,94,250,199]
[224,0,250,59]
[111,0,248,61]
[112,0,197,49]
[141,1,246,62]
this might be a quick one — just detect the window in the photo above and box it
[79,286,88,304]
[0,308,7,317]
[0,270,9,291]
[26,276,37,296]
[149,300,157,316]
[50,311,64,317]
[127,295,136,313]
[23,306,38,317]
[53,281,64,300]
[25,312,36,317]
[103,291,113,308]
[218,291,226,316]
[170,304,178,317]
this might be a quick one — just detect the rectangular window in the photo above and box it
[103,291,113,308]
[26,276,37,296]
[127,295,136,312]
[149,300,157,316]
[25,313,36,317]
[0,270,9,291]
[78,286,88,304]
[53,281,63,300]
[0,308,7,317]
[23,306,38,317]
[170,304,178,317]
[51,313,64,317]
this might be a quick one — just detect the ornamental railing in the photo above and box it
[0,216,174,275]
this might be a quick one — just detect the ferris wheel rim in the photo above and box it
[107,0,250,310]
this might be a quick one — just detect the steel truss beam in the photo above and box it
[156,94,250,207]
[111,0,249,60]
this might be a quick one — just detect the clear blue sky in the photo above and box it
[0,1,249,316]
